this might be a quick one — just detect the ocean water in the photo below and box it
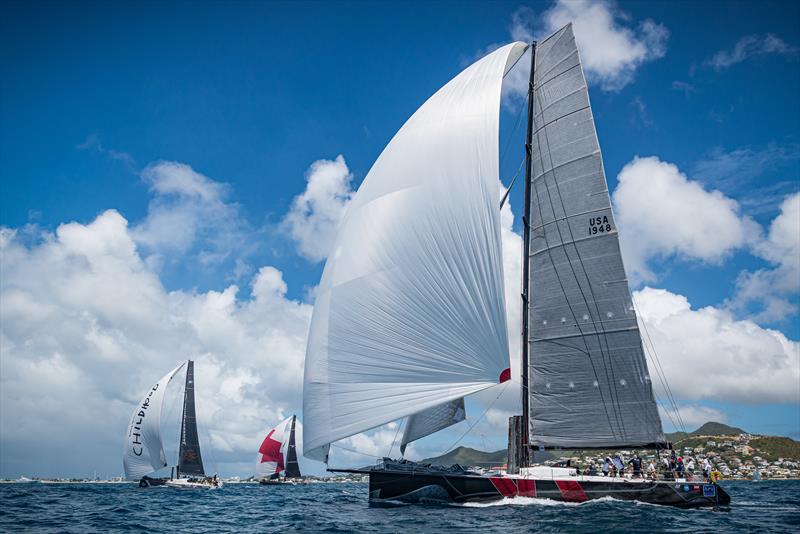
[1,480,798,533]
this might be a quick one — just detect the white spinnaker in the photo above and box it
[123,362,186,480]
[303,42,526,461]
[400,398,466,456]
[255,416,293,477]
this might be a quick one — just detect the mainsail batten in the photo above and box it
[122,362,185,480]
[302,42,526,461]
[526,24,665,450]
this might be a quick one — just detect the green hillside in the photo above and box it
[420,423,796,468]
[691,422,746,436]
[420,446,507,467]
[667,421,746,444]
[749,437,800,461]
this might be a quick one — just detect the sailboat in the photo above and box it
[257,415,302,485]
[301,23,730,508]
[123,360,221,489]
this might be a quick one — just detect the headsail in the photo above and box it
[302,42,527,461]
[526,24,665,449]
[400,399,466,456]
[123,362,185,480]
[178,360,205,476]
[256,416,293,477]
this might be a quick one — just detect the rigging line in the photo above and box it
[632,294,687,433]
[443,382,509,455]
[331,443,382,459]
[532,81,630,439]
[387,418,405,458]
[529,101,620,440]
[500,156,526,209]
[641,331,683,433]
[500,92,528,169]
[629,295,682,430]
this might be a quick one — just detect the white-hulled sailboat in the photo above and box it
[123,360,221,489]
[256,415,302,485]
[301,24,729,508]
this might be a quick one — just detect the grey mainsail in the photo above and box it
[178,360,206,476]
[526,24,666,449]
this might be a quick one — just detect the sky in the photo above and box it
[1,0,798,478]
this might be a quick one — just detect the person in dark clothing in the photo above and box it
[628,455,643,478]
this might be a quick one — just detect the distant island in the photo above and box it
[421,421,800,480]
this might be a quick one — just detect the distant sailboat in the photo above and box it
[257,415,302,485]
[752,467,761,481]
[123,360,221,489]
[302,23,730,508]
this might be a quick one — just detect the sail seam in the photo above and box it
[531,48,626,439]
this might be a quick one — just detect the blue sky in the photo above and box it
[1,0,798,478]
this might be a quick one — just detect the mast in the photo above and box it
[178,360,205,477]
[285,415,302,478]
[508,42,536,474]
[520,41,536,469]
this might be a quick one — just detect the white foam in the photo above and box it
[460,495,619,508]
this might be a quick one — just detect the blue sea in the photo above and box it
[1,480,798,532]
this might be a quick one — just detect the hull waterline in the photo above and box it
[367,470,730,509]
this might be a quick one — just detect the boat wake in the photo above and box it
[460,496,619,508]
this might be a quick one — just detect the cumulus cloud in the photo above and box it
[659,405,728,431]
[706,34,799,70]
[613,156,760,283]
[507,1,668,94]
[0,210,314,478]
[132,161,252,271]
[634,287,799,405]
[281,155,355,262]
[728,193,800,322]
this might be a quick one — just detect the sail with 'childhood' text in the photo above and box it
[302,42,527,461]
[526,24,665,449]
[123,362,185,480]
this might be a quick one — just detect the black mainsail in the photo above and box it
[284,415,302,478]
[523,24,666,451]
[178,360,205,477]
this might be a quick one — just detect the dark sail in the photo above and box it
[284,415,302,478]
[525,24,666,450]
[178,360,205,476]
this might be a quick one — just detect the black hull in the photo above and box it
[368,471,730,509]
[139,476,168,488]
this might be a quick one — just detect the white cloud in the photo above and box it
[132,161,251,269]
[728,193,800,322]
[0,209,314,478]
[634,287,799,405]
[508,1,668,93]
[706,34,799,70]
[281,155,355,262]
[613,156,760,283]
[659,405,728,432]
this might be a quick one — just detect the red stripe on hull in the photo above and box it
[489,477,517,497]
[517,479,536,497]
[555,480,587,502]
